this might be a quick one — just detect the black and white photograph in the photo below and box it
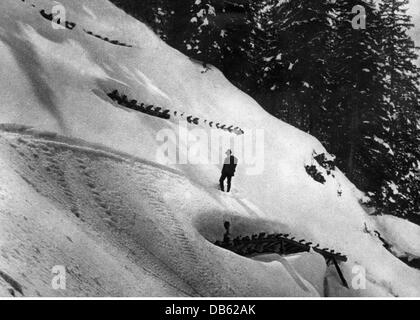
[0,0,419,306]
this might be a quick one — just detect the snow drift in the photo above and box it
[0,0,419,297]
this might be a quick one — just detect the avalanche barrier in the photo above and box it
[20,0,134,47]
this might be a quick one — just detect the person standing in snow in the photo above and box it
[219,150,238,193]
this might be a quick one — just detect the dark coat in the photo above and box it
[222,155,238,177]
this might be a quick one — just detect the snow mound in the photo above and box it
[0,0,419,297]
[374,215,420,260]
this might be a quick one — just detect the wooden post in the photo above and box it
[332,258,349,288]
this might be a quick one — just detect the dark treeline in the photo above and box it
[110,0,420,221]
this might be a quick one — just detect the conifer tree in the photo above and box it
[183,0,257,92]
[328,1,387,184]
[257,0,336,138]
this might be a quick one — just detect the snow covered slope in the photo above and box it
[0,124,326,297]
[0,0,419,297]
[374,215,420,261]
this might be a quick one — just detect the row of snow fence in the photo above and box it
[107,90,245,136]
[215,231,349,288]
[19,0,245,136]
[83,29,133,47]
[107,90,171,120]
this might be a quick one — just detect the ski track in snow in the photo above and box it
[0,126,324,297]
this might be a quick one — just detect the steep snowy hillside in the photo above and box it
[0,0,419,297]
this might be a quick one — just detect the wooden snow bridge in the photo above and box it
[215,231,349,288]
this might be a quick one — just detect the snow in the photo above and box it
[0,0,419,297]
[252,252,326,295]
[0,125,319,297]
[373,135,394,155]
